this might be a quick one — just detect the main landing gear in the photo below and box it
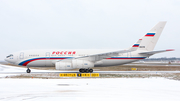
[26,67,31,73]
[79,68,93,73]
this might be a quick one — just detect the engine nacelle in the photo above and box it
[55,59,94,70]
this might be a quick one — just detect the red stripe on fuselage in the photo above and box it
[22,59,44,66]
[22,58,67,66]
[21,57,145,66]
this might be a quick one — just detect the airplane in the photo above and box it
[4,21,174,73]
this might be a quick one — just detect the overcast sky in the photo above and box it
[0,0,180,60]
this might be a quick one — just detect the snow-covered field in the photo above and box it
[1,64,180,101]
[0,64,57,77]
[0,78,180,101]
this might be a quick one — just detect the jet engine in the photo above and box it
[55,59,94,70]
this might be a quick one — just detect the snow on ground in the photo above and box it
[0,78,180,101]
[0,64,56,77]
[0,64,26,77]
[0,64,55,73]
[1,64,180,101]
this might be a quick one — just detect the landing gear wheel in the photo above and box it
[79,69,82,72]
[89,69,93,73]
[26,69,31,73]
[85,69,89,73]
[79,68,93,73]
[81,69,85,73]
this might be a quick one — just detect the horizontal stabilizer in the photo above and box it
[139,49,174,55]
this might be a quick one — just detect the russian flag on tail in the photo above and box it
[132,44,139,47]
[145,33,155,37]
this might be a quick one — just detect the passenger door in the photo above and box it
[45,52,50,66]
[19,52,24,59]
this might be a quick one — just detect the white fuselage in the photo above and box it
[4,22,169,71]
[5,49,148,68]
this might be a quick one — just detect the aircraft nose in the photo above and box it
[4,57,10,62]
[4,58,8,62]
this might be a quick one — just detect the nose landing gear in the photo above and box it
[26,67,31,73]
[79,68,93,73]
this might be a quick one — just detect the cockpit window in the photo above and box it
[6,54,13,58]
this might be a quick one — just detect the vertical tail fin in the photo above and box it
[130,21,167,51]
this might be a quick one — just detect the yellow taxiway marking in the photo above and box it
[59,73,77,77]
[59,73,99,77]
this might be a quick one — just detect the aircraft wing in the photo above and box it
[139,49,174,55]
[63,49,131,62]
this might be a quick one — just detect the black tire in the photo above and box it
[26,69,31,73]
[79,69,82,72]
[85,69,89,73]
[89,69,93,73]
[81,69,85,73]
